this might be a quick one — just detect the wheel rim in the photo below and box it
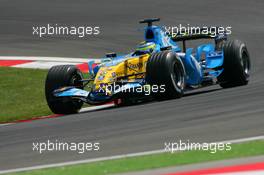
[171,61,184,90]
[70,71,83,108]
[241,51,250,76]
[71,72,83,88]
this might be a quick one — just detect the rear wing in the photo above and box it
[170,27,228,52]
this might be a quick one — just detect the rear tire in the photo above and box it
[45,65,84,114]
[146,51,185,99]
[218,40,250,88]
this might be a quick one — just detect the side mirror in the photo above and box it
[160,46,172,51]
[106,52,117,58]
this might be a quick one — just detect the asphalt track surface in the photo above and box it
[0,0,264,171]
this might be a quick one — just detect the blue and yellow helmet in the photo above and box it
[136,41,156,53]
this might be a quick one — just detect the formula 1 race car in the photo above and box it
[45,18,251,114]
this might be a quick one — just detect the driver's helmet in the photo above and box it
[136,41,156,53]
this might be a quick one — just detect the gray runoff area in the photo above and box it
[0,0,264,171]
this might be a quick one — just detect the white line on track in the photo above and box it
[0,135,263,174]
[80,103,115,113]
[0,123,12,127]
[13,61,81,69]
[0,56,97,63]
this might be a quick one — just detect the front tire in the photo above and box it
[146,51,185,99]
[45,65,84,114]
[218,40,251,88]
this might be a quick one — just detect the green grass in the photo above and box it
[8,140,264,175]
[0,67,52,122]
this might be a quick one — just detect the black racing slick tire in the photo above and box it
[45,65,84,114]
[218,40,251,88]
[146,51,185,99]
